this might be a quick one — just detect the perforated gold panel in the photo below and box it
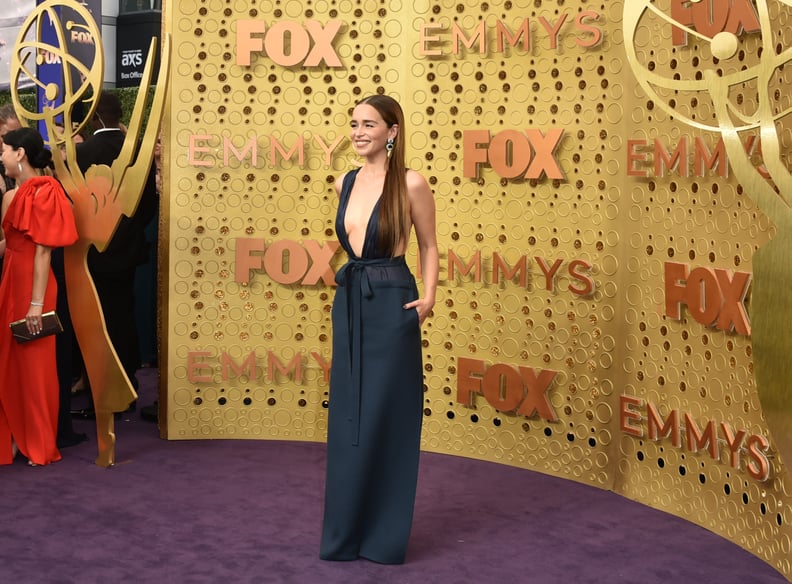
[161,1,792,579]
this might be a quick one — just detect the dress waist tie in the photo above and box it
[335,256,408,446]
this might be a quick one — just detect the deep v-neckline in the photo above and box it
[345,197,382,256]
[341,169,383,259]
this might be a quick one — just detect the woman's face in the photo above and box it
[0,143,20,179]
[349,103,397,158]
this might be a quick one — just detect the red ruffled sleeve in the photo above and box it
[7,176,78,248]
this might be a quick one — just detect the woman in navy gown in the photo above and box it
[320,95,439,564]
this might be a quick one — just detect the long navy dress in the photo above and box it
[320,168,424,564]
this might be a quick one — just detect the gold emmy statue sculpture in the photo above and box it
[624,1,792,475]
[10,0,170,466]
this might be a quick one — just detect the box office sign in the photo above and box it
[116,9,161,87]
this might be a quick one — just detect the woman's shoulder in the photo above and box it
[10,176,77,246]
[1,186,17,213]
[334,171,348,194]
[405,169,431,195]
[29,175,62,189]
[20,176,65,202]
[335,167,362,193]
[337,168,357,182]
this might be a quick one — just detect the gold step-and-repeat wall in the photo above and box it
[161,1,792,579]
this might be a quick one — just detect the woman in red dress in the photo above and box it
[0,127,78,466]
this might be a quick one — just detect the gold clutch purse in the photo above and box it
[9,311,64,343]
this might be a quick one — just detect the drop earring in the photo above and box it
[386,137,394,158]
[17,162,22,174]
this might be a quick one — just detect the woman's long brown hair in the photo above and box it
[357,95,410,257]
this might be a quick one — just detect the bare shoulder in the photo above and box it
[2,187,17,214]
[335,169,358,196]
[334,173,345,195]
[406,169,432,197]
[405,169,435,227]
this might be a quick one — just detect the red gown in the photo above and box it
[0,176,78,465]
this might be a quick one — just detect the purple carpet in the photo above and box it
[1,367,786,584]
